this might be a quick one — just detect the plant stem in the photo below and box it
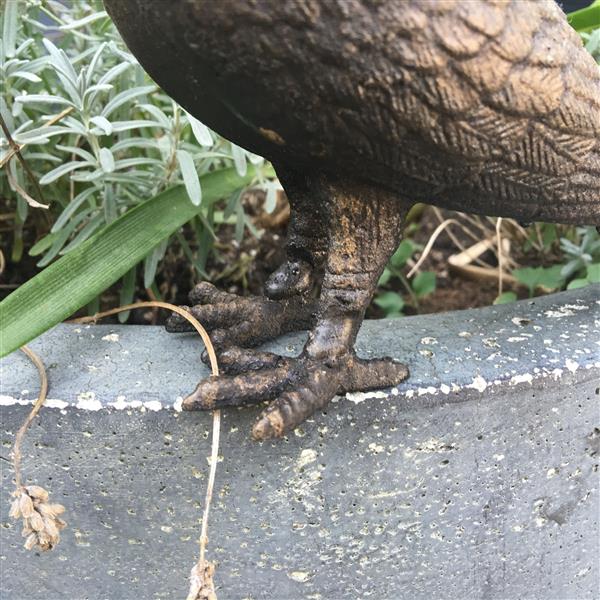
[13,346,49,490]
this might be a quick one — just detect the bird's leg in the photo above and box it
[183,177,411,440]
[251,179,410,438]
[264,166,328,300]
[165,167,326,348]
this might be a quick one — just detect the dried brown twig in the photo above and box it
[0,106,73,169]
[430,207,491,269]
[73,301,220,600]
[2,106,75,212]
[1,114,48,209]
[407,214,498,278]
[406,218,461,278]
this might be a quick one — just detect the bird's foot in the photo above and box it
[182,347,409,440]
[165,282,315,348]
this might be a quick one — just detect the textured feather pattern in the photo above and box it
[105,0,600,224]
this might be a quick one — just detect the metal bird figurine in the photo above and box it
[105,0,600,439]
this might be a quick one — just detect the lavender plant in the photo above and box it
[1,0,278,316]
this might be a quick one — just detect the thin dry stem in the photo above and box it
[11,346,66,551]
[407,214,496,278]
[0,107,74,169]
[145,287,160,324]
[73,300,221,599]
[534,222,547,251]
[71,301,218,374]
[431,207,491,269]
[6,168,49,209]
[407,218,461,278]
[0,114,47,208]
[13,346,49,490]
[496,217,504,295]
[458,212,493,236]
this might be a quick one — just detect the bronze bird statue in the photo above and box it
[104,0,600,439]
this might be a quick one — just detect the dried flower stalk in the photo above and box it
[74,301,221,599]
[187,561,217,600]
[9,486,66,551]
[11,345,67,551]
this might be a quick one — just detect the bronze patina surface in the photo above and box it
[105,0,600,438]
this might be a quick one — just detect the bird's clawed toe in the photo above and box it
[165,282,311,348]
[182,349,409,440]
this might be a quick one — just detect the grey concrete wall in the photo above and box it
[1,286,599,599]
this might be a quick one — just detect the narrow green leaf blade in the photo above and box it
[2,0,19,58]
[568,1,600,34]
[0,165,272,357]
[177,149,202,206]
[186,111,213,147]
[118,266,137,323]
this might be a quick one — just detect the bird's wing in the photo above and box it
[349,0,600,220]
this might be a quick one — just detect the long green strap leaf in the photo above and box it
[568,0,600,34]
[0,165,272,358]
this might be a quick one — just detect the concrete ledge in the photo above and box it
[1,286,599,599]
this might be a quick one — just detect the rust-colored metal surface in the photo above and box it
[105,0,600,437]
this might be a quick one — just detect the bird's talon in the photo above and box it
[165,282,313,349]
[183,350,408,439]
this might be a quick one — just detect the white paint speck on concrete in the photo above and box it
[510,373,533,385]
[144,400,162,411]
[101,333,120,342]
[288,571,312,583]
[296,449,318,469]
[44,398,69,409]
[345,390,387,404]
[565,359,579,373]
[468,375,488,393]
[76,392,102,411]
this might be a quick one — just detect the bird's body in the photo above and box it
[108,0,599,224]
[106,0,600,438]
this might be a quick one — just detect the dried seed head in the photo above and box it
[9,498,21,519]
[37,531,53,551]
[37,502,65,517]
[49,503,65,516]
[10,486,66,552]
[24,533,37,551]
[19,493,34,518]
[21,526,33,538]
[26,485,49,502]
[42,516,59,539]
[27,511,44,532]
[187,561,217,600]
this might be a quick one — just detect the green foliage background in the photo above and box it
[0,0,599,351]
[1,0,278,311]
